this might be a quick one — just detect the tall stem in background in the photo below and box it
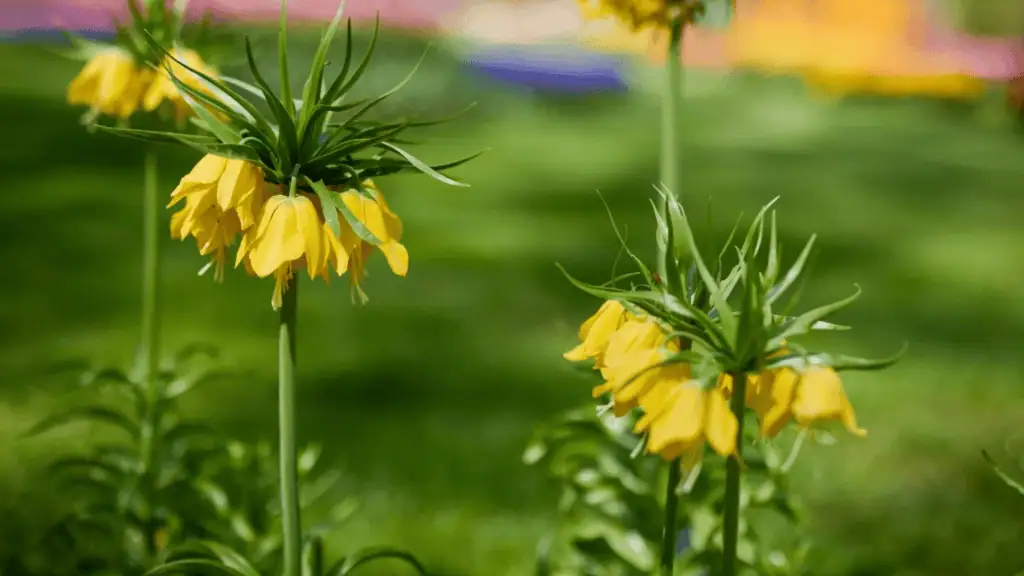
[140,146,161,394]
[138,146,163,559]
[657,18,685,281]
[278,276,302,576]
[658,460,683,576]
[721,372,748,576]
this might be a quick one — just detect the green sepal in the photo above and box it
[764,342,907,373]
[306,177,381,245]
[769,285,862,347]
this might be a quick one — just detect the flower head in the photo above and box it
[576,0,697,31]
[67,47,153,119]
[64,1,217,125]
[105,2,480,308]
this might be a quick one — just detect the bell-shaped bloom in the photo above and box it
[67,47,153,119]
[592,341,683,416]
[240,194,324,309]
[563,300,629,364]
[636,377,738,461]
[168,154,266,252]
[790,366,866,437]
[599,317,669,379]
[143,48,219,120]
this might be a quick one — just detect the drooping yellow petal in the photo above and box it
[169,155,228,207]
[791,366,866,437]
[563,299,628,363]
[247,196,304,278]
[704,388,738,457]
[646,383,705,460]
[600,318,666,378]
[293,194,323,279]
[759,368,798,438]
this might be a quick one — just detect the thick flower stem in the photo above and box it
[657,17,685,279]
[659,459,683,576]
[279,275,302,576]
[721,372,748,576]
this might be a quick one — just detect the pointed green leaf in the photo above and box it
[332,546,428,576]
[768,234,816,305]
[23,406,139,439]
[306,178,380,245]
[660,185,736,344]
[278,0,294,116]
[377,142,470,187]
[140,31,273,139]
[244,36,299,166]
[93,125,218,146]
[169,542,260,576]
[144,559,250,576]
[182,93,241,144]
[765,211,780,286]
[310,177,342,237]
[324,14,380,104]
[982,450,1024,497]
[765,343,908,372]
[300,0,349,128]
[772,285,862,344]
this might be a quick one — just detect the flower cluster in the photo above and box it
[565,296,867,463]
[67,46,216,121]
[575,0,700,31]
[169,155,407,309]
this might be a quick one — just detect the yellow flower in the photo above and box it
[576,0,682,31]
[591,343,680,416]
[562,300,629,364]
[598,317,669,378]
[67,47,153,119]
[143,48,219,120]
[240,194,325,309]
[790,366,866,437]
[635,376,738,461]
[167,154,267,279]
[231,180,409,309]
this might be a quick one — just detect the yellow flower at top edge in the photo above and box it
[576,0,681,31]
[143,47,219,121]
[168,154,410,309]
[67,47,154,119]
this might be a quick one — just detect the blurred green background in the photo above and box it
[2,21,1024,576]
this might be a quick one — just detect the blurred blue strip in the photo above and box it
[465,45,628,93]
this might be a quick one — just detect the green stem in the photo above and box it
[139,146,162,559]
[722,372,747,576]
[657,18,685,280]
[279,275,302,576]
[659,459,683,576]
[140,146,161,396]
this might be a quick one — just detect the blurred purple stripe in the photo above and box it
[466,45,627,93]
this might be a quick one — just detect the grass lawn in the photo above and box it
[1,25,1023,575]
